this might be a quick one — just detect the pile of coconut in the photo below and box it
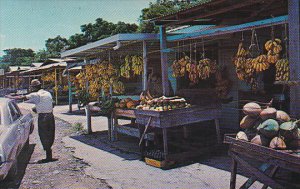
[236,102,300,149]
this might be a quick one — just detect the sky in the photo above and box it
[0,0,155,56]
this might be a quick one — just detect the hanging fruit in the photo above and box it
[265,38,282,64]
[197,58,217,80]
[275,59,289,81]
[132,55,143,76]
[252,55,270,72]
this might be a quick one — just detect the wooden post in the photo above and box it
[85,104,92,134]
[54,68,58,105]
[68,70,73,113]
[159,26,170,96]
[289,0,300,118]
[142,40,148,91]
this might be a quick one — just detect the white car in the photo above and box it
[0,98,34,180]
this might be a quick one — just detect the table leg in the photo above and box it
[261,166,278,189]
[163,128,168,160]
[230,157,237,189]
[183,126,188,139]
[214,119,221,144]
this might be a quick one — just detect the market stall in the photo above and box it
[150,0,300,182]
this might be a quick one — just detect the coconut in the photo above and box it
[260,107,277,120]
[240,115,258,129]
[251,135,270,147]
[269,137,287,149]
[276,110,291,122]
[243,102,262,117]
[279,121,299,141]
[257,119,279,138]
[236,131,249,141]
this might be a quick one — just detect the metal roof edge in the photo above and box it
[61,33,159,58]
[167,15,288,41]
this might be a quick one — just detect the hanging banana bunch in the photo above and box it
[120,55,131,79]
[251,55,270,72]
[197,58,217,80]
[132,55,143,75]
[265,38,282,64]
[275,59,289,81]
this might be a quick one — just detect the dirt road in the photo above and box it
[0,116,110,189]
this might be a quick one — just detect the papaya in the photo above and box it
[250,135,270,147]
[236,131,249,141]
[279,121,299,141]
[243,102,262,117]
[257,119,279,138]
[269,137,287,149]
[260,107,277,120]
[240,115,258,129]
[276,110,291,122]
[126,101,136,109]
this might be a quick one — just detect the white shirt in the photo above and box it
[26,89,53,113]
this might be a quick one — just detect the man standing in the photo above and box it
[6,79,55,163]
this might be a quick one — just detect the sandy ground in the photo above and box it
[0,114,110,189]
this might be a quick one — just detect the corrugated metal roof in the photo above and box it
[61,33,159,58]
[167,15,288,41]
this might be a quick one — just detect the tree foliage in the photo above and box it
[138,0,201,33]
[2,48,35,65]
[45,35,69,57]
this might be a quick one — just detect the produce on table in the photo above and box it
[275,59,289,81]
[269,137,286,149]
[251,135,270,147]
[259,107,277,120]
[240,115,259,129]
[242,102,262,117]
[237,101,299,150]
[279,121,299,141]
[276,110,291,122]
[114,98,139,109]
[257,119,279,138]
[236,131,249,141]
[136,95,191,111]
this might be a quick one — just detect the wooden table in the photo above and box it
[224,134,300,189]
[111,105,222,160]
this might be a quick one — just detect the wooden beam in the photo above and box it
[142,40,148,91]
[164,0,264,26]
[288,0,300,118]
[159,26,170,96]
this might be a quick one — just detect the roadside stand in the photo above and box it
[150,0,300,184]
[61,0,299,174]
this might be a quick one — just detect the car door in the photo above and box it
[4,102,22,163]
[11,101,30,145]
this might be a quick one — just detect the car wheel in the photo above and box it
[6,159,18,180]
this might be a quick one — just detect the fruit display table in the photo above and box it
[110,105,222,160]
[224,134,300,189]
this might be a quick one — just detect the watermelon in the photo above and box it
[279,121,299,141]
[257,119,279,138]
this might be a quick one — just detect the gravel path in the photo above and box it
[0,115,111,189]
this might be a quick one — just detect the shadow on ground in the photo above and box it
[0,144,35,189]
